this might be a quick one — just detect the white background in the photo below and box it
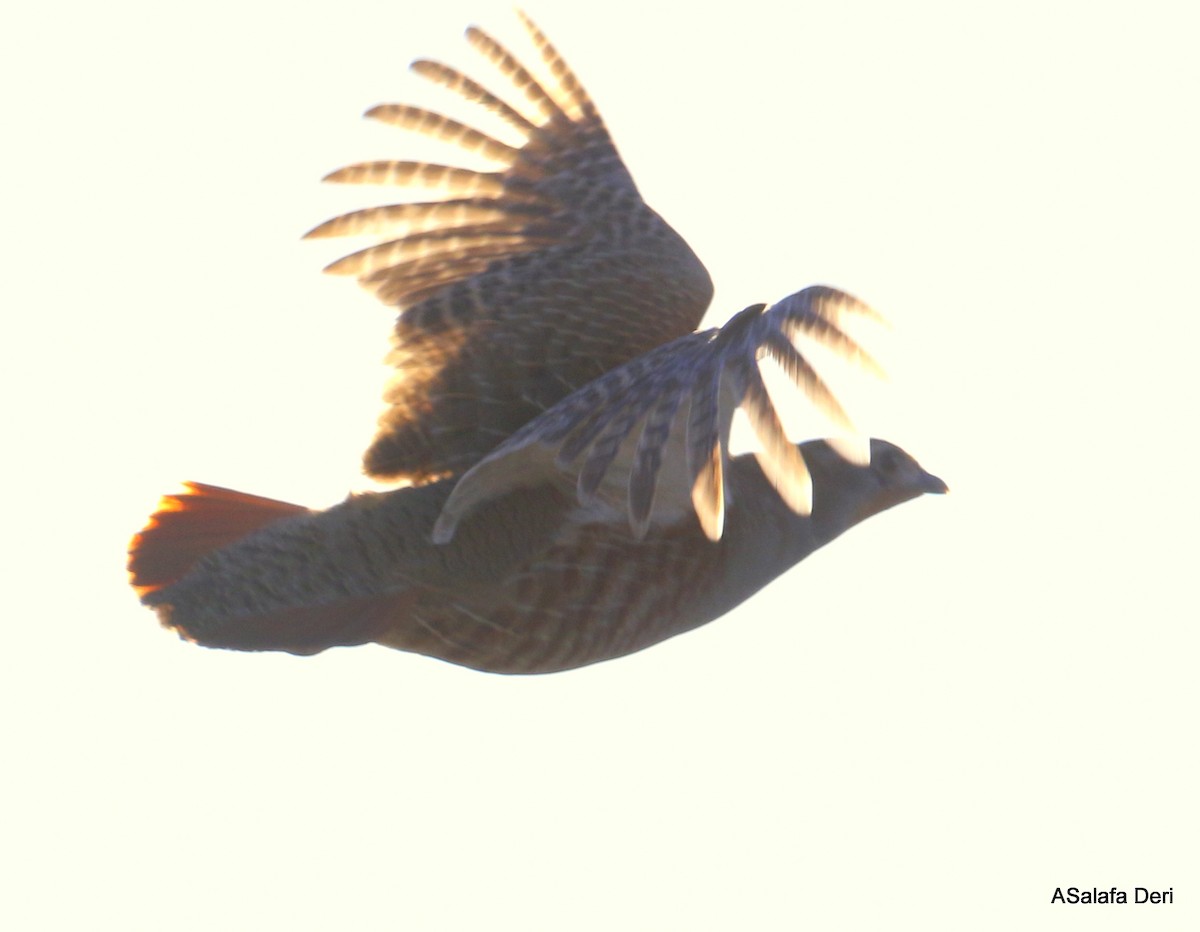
[3,1,1197,929]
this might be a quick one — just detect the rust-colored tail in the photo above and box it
[128,483,409,655]
[128,482,308,598]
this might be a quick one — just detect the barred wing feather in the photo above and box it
[433,286,883,544]
[305,12,713,484]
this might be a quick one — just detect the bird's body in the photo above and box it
[128,13,945,674]
[137,441,942,673]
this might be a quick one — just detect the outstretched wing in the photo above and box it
[306,12,713,484]
[433,286,884,543]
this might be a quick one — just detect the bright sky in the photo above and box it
[4,1,1198,929]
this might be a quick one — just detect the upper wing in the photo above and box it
[433,286,884,544]
[306,12,713,484]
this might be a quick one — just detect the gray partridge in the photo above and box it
[128,13,945,674]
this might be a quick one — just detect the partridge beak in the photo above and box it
[921,470,949,495]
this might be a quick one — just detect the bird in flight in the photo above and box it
[127,12,945,674]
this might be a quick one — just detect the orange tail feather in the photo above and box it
[128,482,308,598]
[129,483,410,655]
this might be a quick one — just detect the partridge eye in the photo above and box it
[876,449,900,475]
